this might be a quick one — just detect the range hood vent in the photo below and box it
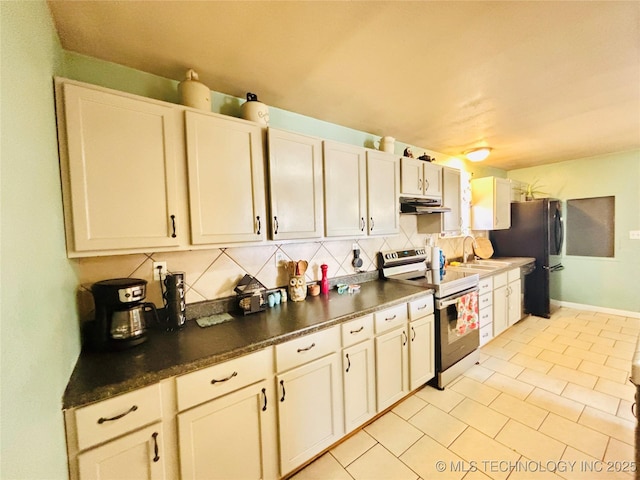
[400,196,452,214]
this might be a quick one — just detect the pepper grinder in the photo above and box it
[320,264,329,295]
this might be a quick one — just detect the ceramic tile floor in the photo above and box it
[291,307,638,480]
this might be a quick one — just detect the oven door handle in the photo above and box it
[436,287,479,309]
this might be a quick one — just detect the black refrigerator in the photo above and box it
[490,199,564,318]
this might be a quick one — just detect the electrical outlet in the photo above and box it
[630,230,640,240]
[275,251,287,268]
[153,261,167,280]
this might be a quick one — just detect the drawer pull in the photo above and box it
[152,432,160,462]
[417,304,428,310]
[97,405,138,424]
[280,380,286,402]
[345,353,351,373]
[210,371,238,384]
[350,326,364,334]
[385,314,397,322]
[297,342,316,353]
[261,388,267,411]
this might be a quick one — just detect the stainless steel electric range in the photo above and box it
[379,249,481,389]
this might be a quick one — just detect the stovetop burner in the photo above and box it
[378,249,479,298]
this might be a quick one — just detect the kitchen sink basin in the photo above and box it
[448,260,512,273]
[472,259,512,267]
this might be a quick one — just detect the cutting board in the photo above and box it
[473,237,494,259]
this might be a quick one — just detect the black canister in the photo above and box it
[162,272,186,330]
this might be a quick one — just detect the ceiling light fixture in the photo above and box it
[464,147,492,162]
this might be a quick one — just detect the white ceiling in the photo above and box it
[48,1,640,170]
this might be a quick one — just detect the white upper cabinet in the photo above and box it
[185,111,266,244]
[267,128,324,240]
[471,177,512,230]
[58,81,183,255]
[400,157,442,200]
[442,166,462,234]
[323,142,367,237]
[366,151,400,235]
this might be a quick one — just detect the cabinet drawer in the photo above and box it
[508,268,520,283]
[374,303,408,334]
[493,272,508,288]
[176,348,272,411]
[479,306,493,328]
[479,324,493,347]
[276,326,340,372]
[479,292,492,310]
[75,383,162,451]
[408,295,434,320]
[479,277,493,295]
[341,315,374,348]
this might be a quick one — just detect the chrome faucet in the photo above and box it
[462,236,476,264]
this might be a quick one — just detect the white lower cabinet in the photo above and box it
[77,423,167,480]
[175,348,277,480]
[507,269,522,326]
[178,380,276,480]
[408,315,435,390]
[342,338,376,433]
[493,268,522,338]
[276,353,344,475]
[375,326,409,411]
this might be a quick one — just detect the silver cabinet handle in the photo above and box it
[256,216,261,235]
[411,326,416,341]
[385,314,397,322]
[297,343,316,353]
[402,330,408,346]
[417,304,428,310]
[360,217,365,232]
[370,217,375,231]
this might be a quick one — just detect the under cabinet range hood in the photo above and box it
[400,196,452,214]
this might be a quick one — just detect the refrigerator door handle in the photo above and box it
[554,207,564,254]
[544,263,564,272]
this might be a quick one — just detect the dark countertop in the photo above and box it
[63,280,432,409]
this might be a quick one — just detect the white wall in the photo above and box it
[1,2,81,478]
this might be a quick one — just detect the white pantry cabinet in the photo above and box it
[400,157,443,200]
[185,111,266,244]
[267,128,324,240]
[471,177,512,230]
[57,81,183,255]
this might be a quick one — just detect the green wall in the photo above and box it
[1,1,81,478]
[509,150,640,313]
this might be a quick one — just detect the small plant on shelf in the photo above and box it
[518,179,548,201]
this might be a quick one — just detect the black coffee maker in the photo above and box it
[87,278,157,350]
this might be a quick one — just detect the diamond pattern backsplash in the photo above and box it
[71,215,481,321]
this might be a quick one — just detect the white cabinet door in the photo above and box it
[342,339,376,433]
[442,166,461,234]
[78,423,166,480]
[409,315,435,390]
[495,178,512,229]
[423,162,443,199]
[277,353,344,475]
[507,278,522,326]
[493,284,508,337]
[185,112,266,244]
[400,157,423,196]
[366,151,400,235]
[267,128,324,240]
[323,142,367,237]
[375,326,409,411]
[178,380,277,480]
[61,83,181,253]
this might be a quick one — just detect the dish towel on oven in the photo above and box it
[456,291,479,336]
